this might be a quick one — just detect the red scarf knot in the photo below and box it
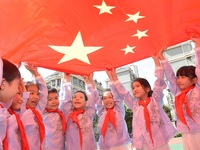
[26,106,45,150]
[45,108,66,133]
[101,107,117,139]
[139,97,154,146]
[175,86,195,130]
[8,108,30,150]
[67,109,85,149]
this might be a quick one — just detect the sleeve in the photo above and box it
[113,80,136,111]
[59,81,73,118]
[35,75,48,114]
[85,84,96,119]
[152,66,167,103]
[20,92,30,116]
[194,47,200,90]
[161,59,179,96]
[0,107,7,146]
[0,58,3,84]
[93,88,104,117]
[109,82,125,117]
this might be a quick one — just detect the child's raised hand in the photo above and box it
[19,78,26,92]
[111,68,118,82]
[105,69,113,82]
[158,46,167,60]
[25,63,40,77]
[83,75,89,84]
[191,36,200,48]
[64,73,70,82]
[151,52,158,60]
[151,52,160,67]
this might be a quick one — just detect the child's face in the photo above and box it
[102,91,114,109]
[46,92,59,110]
[132,81,149,100]
[72,92,86,110]
[26,85,39,108]
[176,76,196,90]
[0,78,20,104]
[10,86,23,111]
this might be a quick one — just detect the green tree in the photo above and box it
[124,105,133,137]
[162,105,172,121]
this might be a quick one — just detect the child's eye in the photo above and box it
[48,98,52,101]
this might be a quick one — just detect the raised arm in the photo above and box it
[59,73,73,117]
[111,68,136,111]
[106,69,125,115]
[191,36,200,89]
[83,74,96,119]
[159,48,179,95]
[151,52,167,103]
[19,78,30,116]
[25,63,48,113]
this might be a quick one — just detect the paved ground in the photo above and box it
[130,137,183,150]
[97,137,183,150]
[169,137,183,150]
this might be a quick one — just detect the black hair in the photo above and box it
[25,81,39,91]
[101,88,113,100]
[48,88,58,94]
[176,66,196,80]
[2,59,21,84]
[74,90,88,101]
[132,78,153,97]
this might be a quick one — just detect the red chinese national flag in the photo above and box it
[0,0,200,75]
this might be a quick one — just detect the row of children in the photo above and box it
[0,36,200,150]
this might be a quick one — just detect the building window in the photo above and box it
[52,80,55,86]
[79,80,85,88]
[72,88,77,95]
[57,79,61,86]
[73,77,78,85]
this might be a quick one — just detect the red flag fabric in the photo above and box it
[0,0,200,75]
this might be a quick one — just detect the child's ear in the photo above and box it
[0,78,6,90]
[145,87,151,93]
[192,77,197,84]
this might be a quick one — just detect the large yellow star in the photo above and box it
[94,0,115,14]
[49,31,103,64]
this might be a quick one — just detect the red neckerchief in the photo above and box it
[45,108,66,133]
[67,109,85,149]
[175,86,195,130]
[7,108,30,150]
[0,104,8,150]
[138,97,154,146]
[101,107,117,139]
[26,106,45,150]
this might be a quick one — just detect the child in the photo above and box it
[0,58,21,149]
[91,71,131,150]
[7,79,30,150]
[20,63,48,150]
[43,88,65,150]
[159,36,200,149]
[59,73,96,150]
[111,53,177,150]
[0,58,21,105]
